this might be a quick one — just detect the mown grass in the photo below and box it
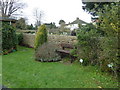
[0,55,2,85]
[2,46,118,88]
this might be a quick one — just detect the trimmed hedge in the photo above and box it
[2,22,18,54]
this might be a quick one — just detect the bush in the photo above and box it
[35,42,61,62]
[76,25,119,74]
[2,22,18,53]
[97,3,119,36]
[76,26,100,66]
[72,3,119,83]
[17,33,23,45]
[0,25,2,52]
[71,30,76,36]
[99,37,119,75]
[76,30,118,74]
[34,25,47,49]
[97,3,119,78]
[25,31,35,34]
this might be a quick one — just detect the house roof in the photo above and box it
[0,17,17,22]
[67,18,87,25]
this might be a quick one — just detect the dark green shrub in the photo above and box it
[76,24,118,79]
[34,25,47,49]
[96,3,119,78]
[73,3,119,82]
[17,33,23,45]
[76,27,100,66]
[35,42,61,62]
[0,27,2,53]
[2,22,18,53]
[99,37,118,75]
[26,24,34,30]
[71,30,76,36]
[24,31,35,34]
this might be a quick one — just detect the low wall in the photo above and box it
[22,34,77,48]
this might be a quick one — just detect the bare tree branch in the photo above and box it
[0,0,25,17]
[33,8,44,27]
[4,0,9,15]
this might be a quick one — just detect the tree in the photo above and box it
[26,24,35,30]
[16,17,27,30]
[59,20,66,33]
[0,0,25,17]
[49,22,56,29]
[97,3,119,36]
[82,2,114,16]
[59,20,65,25]
[80,2,119,81]
[96,3,119,79]
[33,8,44,27]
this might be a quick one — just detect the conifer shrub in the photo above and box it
[34,25,47,49]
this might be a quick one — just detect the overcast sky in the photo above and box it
[22,0,92,26]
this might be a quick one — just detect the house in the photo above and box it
[65,18,87,30]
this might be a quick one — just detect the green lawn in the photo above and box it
[2,46,118,88]
[0,55,2,85]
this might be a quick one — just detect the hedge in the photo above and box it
[2,22,18,54]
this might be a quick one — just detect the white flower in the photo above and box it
[107,63,114,68]
[79,59,83,63]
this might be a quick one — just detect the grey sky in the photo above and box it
[22,0,92,26]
